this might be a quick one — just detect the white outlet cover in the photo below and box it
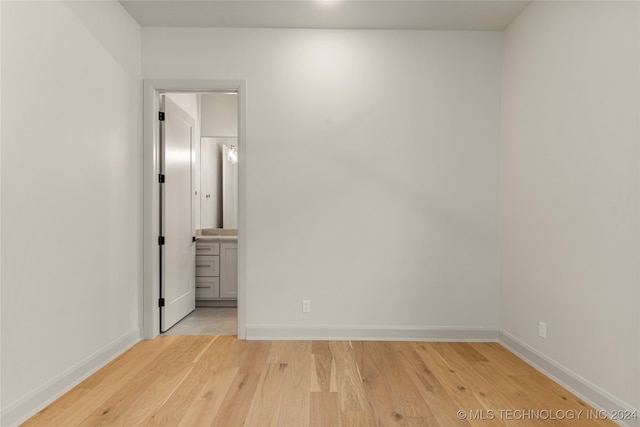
[538,321,547,339]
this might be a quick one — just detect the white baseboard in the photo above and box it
[0,328,141,427]
[245,325,498,341]
[499,330,639,427]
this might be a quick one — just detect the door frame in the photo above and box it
[143,79,247,339]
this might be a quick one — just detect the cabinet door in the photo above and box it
[220,243,238,299]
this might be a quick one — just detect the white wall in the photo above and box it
[166,93,198,122]
[1,1,142,425]
[201,93,238,137]
[501,0,640,416]
[143,28,503,337]
[0,1,4,415]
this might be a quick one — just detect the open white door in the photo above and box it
[160,96,196,332]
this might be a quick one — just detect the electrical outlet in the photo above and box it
[538,321,547,339]
[303,300,311,313]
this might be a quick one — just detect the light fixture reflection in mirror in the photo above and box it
[227,145,238,164]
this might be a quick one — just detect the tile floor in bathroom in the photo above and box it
[163,307,237,336]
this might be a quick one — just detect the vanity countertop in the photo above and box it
[196,228,237,242]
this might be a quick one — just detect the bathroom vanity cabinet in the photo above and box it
[195,239,237,303]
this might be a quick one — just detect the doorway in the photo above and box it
[162,91,239,334]
[143,80,246,340]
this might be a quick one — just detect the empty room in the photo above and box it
[1,0,639,426]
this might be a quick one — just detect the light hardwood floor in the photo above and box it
[22,337,615,427]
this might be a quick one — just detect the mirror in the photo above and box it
[199,93,238,230]
[222,144,238,229]
[200,137,237,229]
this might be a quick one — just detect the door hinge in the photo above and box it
[158,174,165,183]
[159,111,165,121]
[158,236,165,245]
[158,298,165,307]
[192,236,196,242]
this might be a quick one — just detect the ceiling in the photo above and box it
[118,0,532,31]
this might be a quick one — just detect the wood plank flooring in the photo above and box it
[22,337,616,427]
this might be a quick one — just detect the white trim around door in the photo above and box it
[143,79,247,340]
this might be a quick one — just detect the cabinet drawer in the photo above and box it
[196,277,219,299]
[196,242,220,255]
[196,255,219,276]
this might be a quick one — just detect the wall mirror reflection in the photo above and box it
[199,92,238,230]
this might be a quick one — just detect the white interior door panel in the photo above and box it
[161,96,195,332]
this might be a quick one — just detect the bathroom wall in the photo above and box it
[200,93,238,229]
[201,92,238,138]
